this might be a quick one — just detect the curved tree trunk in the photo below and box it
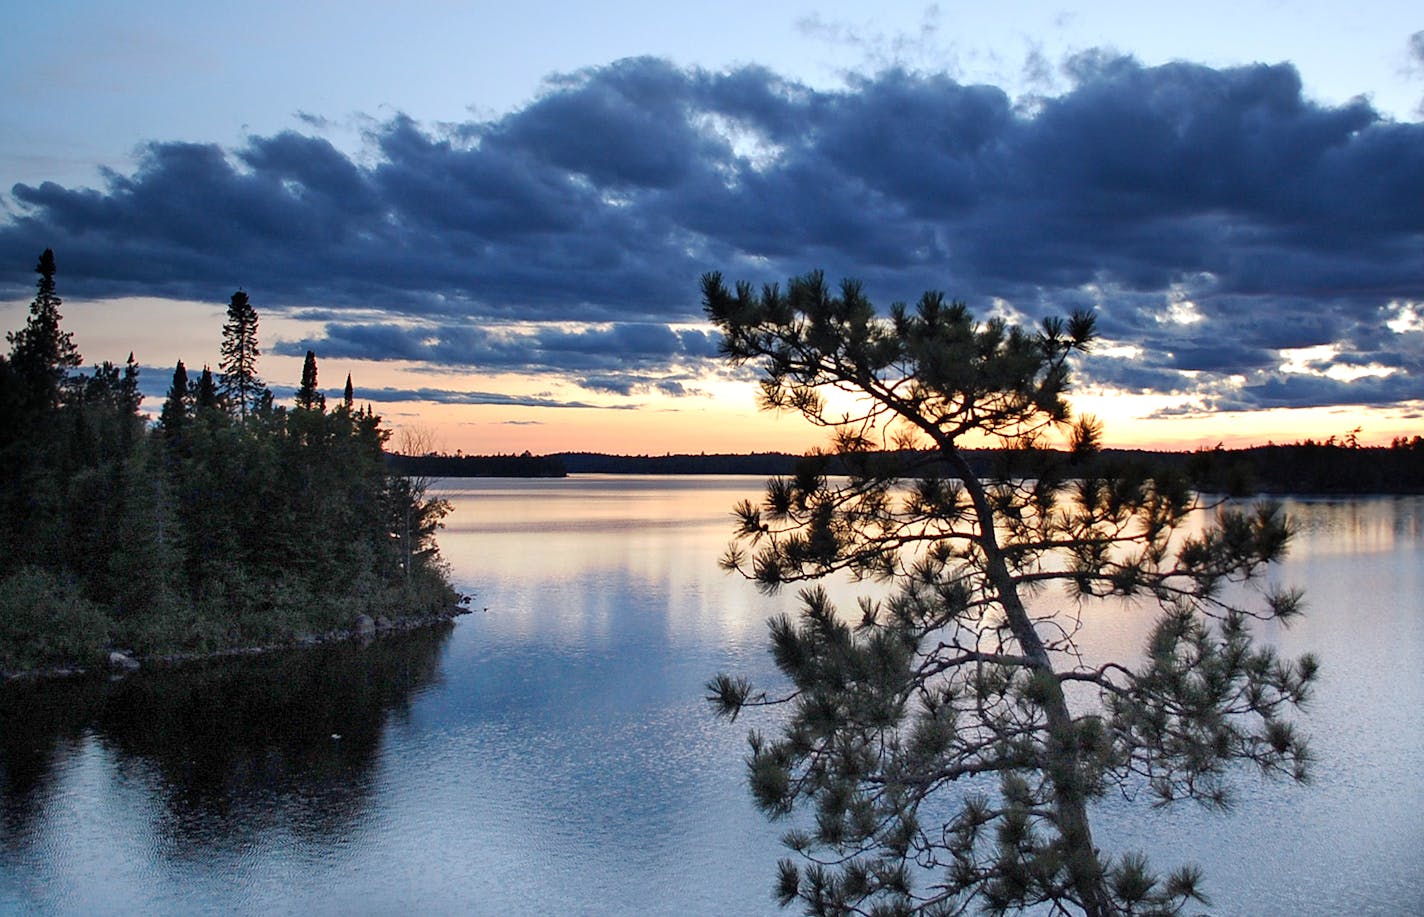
[946,447,1118,917]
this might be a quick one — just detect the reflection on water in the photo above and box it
[2,479,1422,916]
[0,629,449,814]
[1284,494,1424,555]
[0,629,451,913]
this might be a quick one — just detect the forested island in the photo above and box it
[0,251,459,677]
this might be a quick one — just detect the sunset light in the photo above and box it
[2,5,1422,915]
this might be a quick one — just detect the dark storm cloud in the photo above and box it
[3,54,1422,410]
[1146,369,1423,418]
[272,319,715,386]
[127,371,607,411]
[338,386,622,409]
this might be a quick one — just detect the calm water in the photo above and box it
[1,478,1421,915]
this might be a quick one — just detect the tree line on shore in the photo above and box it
[0,250,455,674]
[413,443,1423,492]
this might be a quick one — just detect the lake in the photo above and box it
[1,477,1421,915]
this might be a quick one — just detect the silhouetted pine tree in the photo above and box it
[7,249,81,413]
[295,350,325,411]
[218,290,265,417]
[193,365,220,413]
[120,353,141,413]
[0,251,84,572]
[159,360,189,441]
[703,271,1315,917]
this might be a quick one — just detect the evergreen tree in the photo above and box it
[72,356,145,461]
[120,352,142,415]
[0,250,84,572]
[703,272,1315,916]
[159,360,189,440]
[193,365,220,413]
[343,374,354,411]
[106,436,182,618]
[218,290,265,417]
[6,249,81,412]
[0,355,19,450]
[295,350,325,411]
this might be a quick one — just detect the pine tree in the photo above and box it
[7,249,81,412]
[218,290,265,417]
[703,272,1316,916]
[295,350,325,411]
[343,373,354,411]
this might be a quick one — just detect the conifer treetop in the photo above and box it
[219,289,266,418]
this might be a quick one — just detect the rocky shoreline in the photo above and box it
[1,603,472,683]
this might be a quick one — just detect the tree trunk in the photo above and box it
[949,449,1119,917]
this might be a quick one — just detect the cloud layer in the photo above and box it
[3,54,1421,411]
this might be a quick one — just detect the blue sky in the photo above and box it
[1,2,1421,453]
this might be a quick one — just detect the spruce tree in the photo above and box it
[218,290,265,417]
[343,373,354,411]
[193,364,220,412]
[7,249,81,412]
[703,272,1316,916]
[159,360,189,439]
[120,352,141,415]
[1,250,82,570]
[295,350,325,411]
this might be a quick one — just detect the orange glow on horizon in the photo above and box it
[386,392,1422,457]
[4,295,1419,458]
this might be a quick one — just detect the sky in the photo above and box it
[1,1,1422,455]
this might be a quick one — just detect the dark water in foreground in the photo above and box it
[1,478,1422,915]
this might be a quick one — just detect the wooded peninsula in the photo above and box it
[0,251,458,677]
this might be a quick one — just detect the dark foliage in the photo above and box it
[296,349,325,412]
[557,446,1422,490]
[1186,439,1424,495]
[385,451,567,479]
[4,249,81,414]
[0,625,452,834]
[703,271,1316,917]
[218,289,266,418]
[556,452,801,475]
[0,254,456,673]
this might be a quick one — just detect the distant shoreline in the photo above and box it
[392,441,1424,495]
